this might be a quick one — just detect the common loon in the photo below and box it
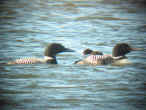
[75,43,142,66]
[111,43,142,66]
[7,43,74,65]
[74,48,104,65]
[83,48,103,55]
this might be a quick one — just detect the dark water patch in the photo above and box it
[25,81,41,89]
[101,0,124,4]
[0,29,50,34]
[71,0,99,8]
[0,95,19,110]
[0,89,32,95]
[15,40,24,42]
[0,73,41,79]
[126,0,146,6]
[104,24,121,31]
[0,15,16,20]
[97,17,129,21]
[127,8,137,13]
[102,0,146,6]
[76,15,129,21]
[138,24,146,32]
[51,2,77,8]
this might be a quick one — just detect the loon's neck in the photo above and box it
[44,56,57,64]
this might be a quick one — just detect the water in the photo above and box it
[0,0,146,110]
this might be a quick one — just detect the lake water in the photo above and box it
[0,0,146,110]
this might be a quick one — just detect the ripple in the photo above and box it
[0,89,32,94]
[76,16,129,21]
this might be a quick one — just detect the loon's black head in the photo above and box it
[83,48,103,55]
[83,48,93,55]
[112,43,142,57]
[45,43,74,57]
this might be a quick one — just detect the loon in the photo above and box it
[74,48,104,65]
[111,43,142,66]
[83,48,103,55]
[74,48,121,65]
[7,43,74,65]
[75,43,142,66]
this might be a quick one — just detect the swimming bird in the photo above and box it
[111,43,142,65]
[74,48,104,65]
[83,48,103,55]
[7,43,74,65]
[75,43,142,66]
[74,54,122,65]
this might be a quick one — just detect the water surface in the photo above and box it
[0,0,146,110]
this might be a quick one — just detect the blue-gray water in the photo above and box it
[0,0,146,110]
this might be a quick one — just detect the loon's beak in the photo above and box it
[64,48,75,52]
[131,48,143,51]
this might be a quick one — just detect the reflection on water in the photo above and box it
[0,0,146,110]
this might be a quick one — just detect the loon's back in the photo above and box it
[75,55,122,66]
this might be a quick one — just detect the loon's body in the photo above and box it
[7,43,74,65]
[74,48,105,65]
[75,54,123,65]
[75,43,142,66]
[7,56,55,65]
[75,48,122,65]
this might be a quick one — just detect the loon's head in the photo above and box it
[45,43,74,57]
[83,49,93,55]
[83,48,103,55]
[112,43,142,57]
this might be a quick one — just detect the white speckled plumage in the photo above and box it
[76,55,123,65]
[7,56,53,64]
